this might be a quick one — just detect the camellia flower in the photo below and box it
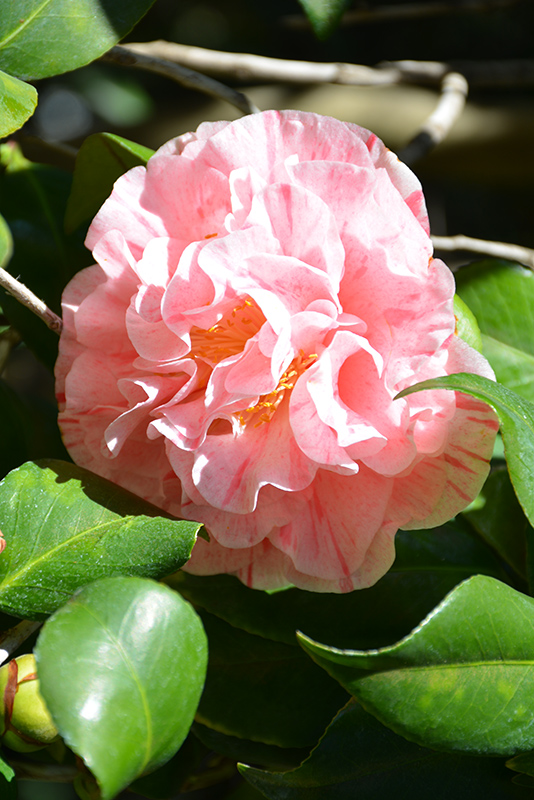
[56,110,498,593]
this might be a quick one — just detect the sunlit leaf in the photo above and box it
[0,0,157,80]
[0,459,200,619]
[0,68,37,137]
[299,576,534,756]
[456,260,534,404]
[35,576,207,800]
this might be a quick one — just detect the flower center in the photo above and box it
[238,350,318,428]
[188,300,317,429]
[189,299,265,365]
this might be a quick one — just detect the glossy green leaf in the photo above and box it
[297,0,350,38]
[169,519,508,650]
[0,68,38,137]
[465,467,528,579]
[454,294,482,353]
[196,610,348,748]
[0,0,157,80]
[456,260,534,403]
[0,459,201,619]
[0,213,12,270]
[300,576,534,756]
[398,373,534,528]
[35,576,207,800]
[0,143,92,369]
[65,132,154,233]
[242,699,531,800]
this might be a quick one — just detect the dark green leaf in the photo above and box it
[130,735,207,799]
[0,68,37,137]
[0,459,200,619]
[0,0,157,80]
[507,751,534,779]
[65,132,154,233]
[0,378,33,479]
[398,373,534,529]
[241,699,531,800]
[465,467,528,580]
[192,722,309,772]
[297,0,350,38]
[196,610,348,748]
[169,519,508,650]
[299,576,534,756]
[0,143,92,369]
[456,260,534,403]
[35,576,207,800]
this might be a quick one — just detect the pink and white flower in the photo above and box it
[56,110,498,592]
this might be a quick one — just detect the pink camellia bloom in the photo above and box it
[56,110,498,593]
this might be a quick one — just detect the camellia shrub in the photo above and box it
[1,2,534,800]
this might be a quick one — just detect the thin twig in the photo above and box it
[102,45,260,116]
[0,268,63,335]
[432,234,534,270]
[0,620,42,666]
[398,72,468,163]
[283,0,522,28]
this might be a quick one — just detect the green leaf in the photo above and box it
[0,68,38,137]
[0,213,13,270]
[192,722,310,773]
[456,260,534,403]
[297,0,350,38]
[196,610,348,748]
[454,294,482,353]
[0,143,92,370]
[129,735,207,799]
[169,519,508,650]
[464,467,528,579]
[65,132,154,233]
[299,576,534,756]
[0,459,201,619]
[0,0,157,80]
[508,751,534,780]
[35,576,207,800]
[397,372,534,529]
[241,699,531,800]
[0,754,16,799]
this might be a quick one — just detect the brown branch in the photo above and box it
[102,45,260,116]
[398,72,469,164]
[0,268,63,335]
[432,234,534,270]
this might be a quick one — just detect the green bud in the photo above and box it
[0,653,59,752]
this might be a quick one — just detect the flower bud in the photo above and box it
[0,653,58,752]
